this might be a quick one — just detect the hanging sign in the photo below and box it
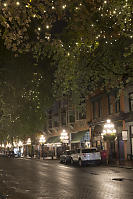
[122,130,128,140]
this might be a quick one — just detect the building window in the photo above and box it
[48,120,52,128]
[79,112,86,120]
[61,113,67,125]
[69,112,75,123]
[53,121,58,127]
[98,100,102,117]
[108,95,114,114]
[115,94,120,113]
[92,100,102,119]
[92,101,96,119]
[129,93,133,111]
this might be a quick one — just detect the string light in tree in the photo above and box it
[16,2,20,6]
[46,25,49,29]
[4,3,7,7]
[62,5,66,9]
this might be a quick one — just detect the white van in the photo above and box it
[71,148,101,166]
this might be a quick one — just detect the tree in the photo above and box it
[0,0,132,117]
[0,41,55,140]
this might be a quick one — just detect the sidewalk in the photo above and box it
[25,156,58,160]
[109,160,133,169]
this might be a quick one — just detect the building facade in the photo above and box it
[45,96,90,155]
[86,84,133,160]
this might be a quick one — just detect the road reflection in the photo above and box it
[0,159,133,199]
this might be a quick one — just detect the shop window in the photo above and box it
[129,93,133,111]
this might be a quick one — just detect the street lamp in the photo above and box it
[39,135,46,159]
[6,143,12,148]
[39,135,46,145]
[27,138,31,145]
[102,119,116,136]
[60,129,69,152]
[102,119,116,163]
[18,140,23,157]
[26,138,31,157]
[60,129,69,143]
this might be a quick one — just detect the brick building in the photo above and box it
[45,96,90,155]
[86,84,133,160]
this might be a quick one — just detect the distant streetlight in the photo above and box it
[26,138,31,145]
[6,143,12,148]
[18,140,23,147]
[60,129,69,143]
[60,129,69,152]
[26,138,31,157]
[39,135,46,144]
[39,135,46,159]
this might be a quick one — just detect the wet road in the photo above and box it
[0,158,133,199]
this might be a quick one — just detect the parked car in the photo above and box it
[60,150,75,164]
[71,148,101,166]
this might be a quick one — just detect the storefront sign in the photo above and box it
[122,130,128,140]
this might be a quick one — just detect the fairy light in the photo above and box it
[62,5,66,9]
[46,25,49,29]
[16,2,20,6]
[4,3,7,7]
[38,27,41,31]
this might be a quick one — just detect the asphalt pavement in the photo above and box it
[0,158,133,199]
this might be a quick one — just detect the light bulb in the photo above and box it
[16,2,20,5]
[4,3,7,7]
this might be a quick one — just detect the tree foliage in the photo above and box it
[0,42,55,140]
[0,0,132,139]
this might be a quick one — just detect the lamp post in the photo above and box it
[39,135,46,159]
[102,119,116,163]
[60,129,69,152]
[18,140,23,157]
[26,138,31,157]
[102,119,116,136]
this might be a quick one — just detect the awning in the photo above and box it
[71,130,90,144]
[46,136,61,144]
